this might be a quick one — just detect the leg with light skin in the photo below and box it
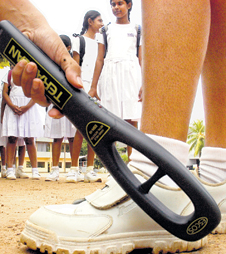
[202,1,226,149]
[130,0,210,186]
[141,0,210,139]
[199,1,226,183]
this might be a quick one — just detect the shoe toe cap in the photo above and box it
[28,204,113,238]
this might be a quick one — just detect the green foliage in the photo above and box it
[80,139,88,156]
[80,140,128,168]
[0,55,10,69]
[120,154,128,163]
[187,120,205,157]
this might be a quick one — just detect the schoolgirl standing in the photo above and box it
[44,35,76,181]
[2,67,43,180]
[66,10,103,183]
[89,0,142,161]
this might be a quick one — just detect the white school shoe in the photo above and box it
[32,169,41,180]
[1,166,6,178]
[190,168,226,234]
[77,170,84,182]
[6,168,16,180]
[15,166,29,179]
[66,167,78,183]
[20,168,207,254]
[84,166,102,183]
[45,167,59,181]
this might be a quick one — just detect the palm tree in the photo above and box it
[187,120,205,157]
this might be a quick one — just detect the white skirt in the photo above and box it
[44,104,76,139]
[99,57,142,120]
[2,96,44,138]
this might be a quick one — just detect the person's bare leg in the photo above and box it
[52,138,63,166]
[7,136,18,168]
[24,138,37,168]
[126,120,138,161]
[87,144,95,167]
[68,137,74,160]
[71,131,83,167]
[202,1,226,148]
[18,145,25,166]
[130,0,210,186]
[199,1,226,183]
[141,0,210,140]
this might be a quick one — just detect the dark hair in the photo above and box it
[79,10,101,35]
[110,0,133,21]
[60,35,71,48]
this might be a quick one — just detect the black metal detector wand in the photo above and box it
[0,20,221,242]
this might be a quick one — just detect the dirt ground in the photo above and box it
[0,173,225,254]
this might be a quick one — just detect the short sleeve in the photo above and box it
[96,33,104,45]
[72,36,80,54]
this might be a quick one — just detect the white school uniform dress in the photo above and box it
[97,23,142,120]
[72,36,99,92]
[44,104,76,139]
[0,80,7,146]
[1,73,44,138]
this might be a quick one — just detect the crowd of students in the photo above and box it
[0,0,142,183]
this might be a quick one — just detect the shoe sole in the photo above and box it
[65,179,78,183]
[16,176,29,179]
[20,220,207,254]
[45,178,59,181]
[84,178,102,183]
[212,214,226,234]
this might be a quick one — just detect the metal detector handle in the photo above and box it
[0,20,221,241]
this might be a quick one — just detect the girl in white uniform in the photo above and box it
[2,67,43,180]
[66,10,104,183]
[44,35,76,181]
[0,79,7,177]
[89,0,142,161]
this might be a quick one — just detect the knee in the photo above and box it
[8,136,18,144]
[24,138,34,145]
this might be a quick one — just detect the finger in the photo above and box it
[30,79,50,107]
[21,62,38,97]
[12,60,28,88]
[48,107,64,119]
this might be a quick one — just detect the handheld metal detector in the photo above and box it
[0,20,221,241]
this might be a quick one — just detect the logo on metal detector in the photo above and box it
[186,217,208,235]
[86,121,110,147]
[3,38,72,110]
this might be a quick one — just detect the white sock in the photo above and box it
[199,147,226,183]
[7,167,14,173]
[32,168,39,173]
[51,166,59,171]
[129,134,189,187]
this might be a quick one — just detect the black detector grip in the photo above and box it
[0,20,220,241]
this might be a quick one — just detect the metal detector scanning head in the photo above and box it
[0,20,221,241]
